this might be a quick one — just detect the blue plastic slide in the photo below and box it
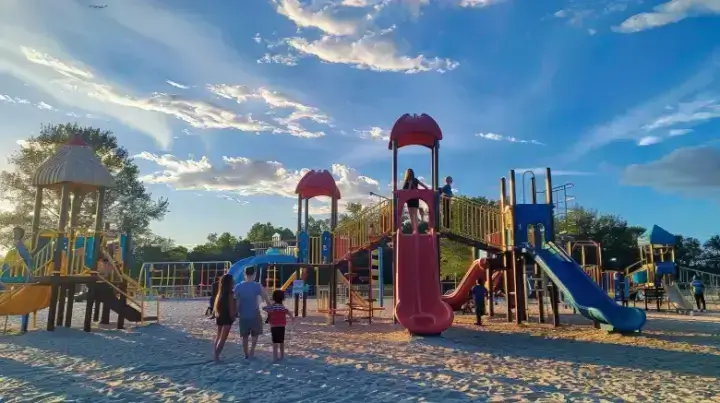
[525,242,646,332]
[227,254,298,284]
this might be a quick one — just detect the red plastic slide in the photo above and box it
[394,233,454,335]
[442,259,503,310]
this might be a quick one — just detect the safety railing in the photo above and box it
[333,198,392,260]
[307,236,324,265]
[439,195,503,249]
[0,252,56,305]
[678,267,720,287]
[137,261,231,298]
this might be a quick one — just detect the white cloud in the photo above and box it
[340,0,378,7]
[207,84,331,138]
[286,34,459,73]
[166,80,190,90]
[622,146,720,196]
[217,194,250,205]
[637,135,662,146]
[257,53,299,66]
[355,126,389,141]
[460,0,506,8]
[642,98,720,131]
[136,153,382,212]
[0,0,331,148]
[669,128,694,136]
[274,0,364,36]
[0,42,174,148]
[36,101,55,111]
[614,0,720,34]
[0,94,31,105]
[6,50,277,137]
[476,132,545,145]
[553,0,631,29]
[267,0,460,73]
[571,56,720,156]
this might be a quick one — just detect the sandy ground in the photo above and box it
[1,298,719,402]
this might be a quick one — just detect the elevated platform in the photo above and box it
[440,231,503,254]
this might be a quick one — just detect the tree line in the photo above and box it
[1,123,718,278]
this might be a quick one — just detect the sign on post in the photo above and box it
[292,280,304,295]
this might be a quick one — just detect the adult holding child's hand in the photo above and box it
[234,266,272,359]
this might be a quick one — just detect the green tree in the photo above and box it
[675,235,703,268]
[701,235,720,274]
[557,206,644,268]
[306,216,330,235]
[188,232,252,262]
[0,123,169,247]
[337,202,365,227]
[440,239,473,277]
[245,222,294,242]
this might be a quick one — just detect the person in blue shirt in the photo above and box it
[440,176,453,229]
[691,276,706,312]
[471,279,487,326]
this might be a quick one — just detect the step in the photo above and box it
[142,316,159,321]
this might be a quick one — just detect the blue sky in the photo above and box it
[1,0,719,246]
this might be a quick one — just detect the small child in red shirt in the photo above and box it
[262,290,294,361]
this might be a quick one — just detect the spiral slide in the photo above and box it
[442,259,502,311]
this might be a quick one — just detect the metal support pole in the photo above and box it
[392,142,398,324]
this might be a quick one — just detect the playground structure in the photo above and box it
[565,240,617,293]
[136,261,231,298]
[203,113,647,335]
[622,225,707,313]
[0,136,158,333]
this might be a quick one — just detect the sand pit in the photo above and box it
[1,299,719,402]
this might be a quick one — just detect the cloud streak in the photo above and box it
[570,54,720,156]
[476,132,544,145]
[614,0,720,34]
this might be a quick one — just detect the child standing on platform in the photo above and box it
[263,290,294,361]
[471,279,488,326]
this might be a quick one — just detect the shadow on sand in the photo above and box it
[432,326,720,378]
[0,356,166,402]
[1,323,455,402]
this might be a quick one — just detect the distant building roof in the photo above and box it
[637,225,676,246]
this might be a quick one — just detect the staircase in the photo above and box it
[95,250,160,322]
[333,198,393,261]
[95,283,156,322]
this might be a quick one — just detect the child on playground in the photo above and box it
[471,279,487,326]
[263,289,294,361]
[213,274,236,361]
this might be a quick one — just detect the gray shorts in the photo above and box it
[238,312,263,337]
